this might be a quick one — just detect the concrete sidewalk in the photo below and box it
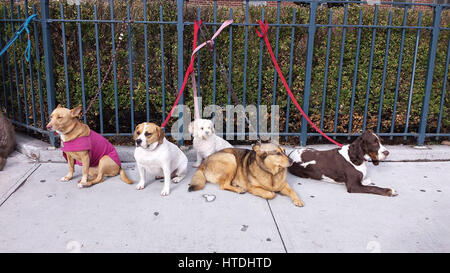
[0,133,449,252]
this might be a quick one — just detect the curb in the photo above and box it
[15,132,450,163]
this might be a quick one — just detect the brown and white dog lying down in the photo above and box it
[46,105,133,188]
[188,143,305,207]
[288,131,397,197]
[0,110,15,171]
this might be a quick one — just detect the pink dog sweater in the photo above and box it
[61,130,121,167]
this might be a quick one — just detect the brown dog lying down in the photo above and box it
[46,105,132,188]
[188,143,304,207]
[288,131,396,197]
[0,111,15,171]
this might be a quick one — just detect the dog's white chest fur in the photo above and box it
[338,145,367,178]
[134,138,186,176]
[193,135,231,158]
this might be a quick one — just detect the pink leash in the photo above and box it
[161,20,233,128]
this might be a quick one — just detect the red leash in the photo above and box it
[160,20,201,129]
[255,20,343,147]
[161,20,233,128]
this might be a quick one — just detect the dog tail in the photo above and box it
[188,169,206,192]
[120,168,133,184]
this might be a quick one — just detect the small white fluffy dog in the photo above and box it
[189,119,232,167]
[133,122,188,196]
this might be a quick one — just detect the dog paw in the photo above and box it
[77,182,89,188]
[388,188,398,197]
[136,182,145,190]
[294,199,305,207]
[172,176,184,183]
[161,187,170,196]
[60,176,72,182]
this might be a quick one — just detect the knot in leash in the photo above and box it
[0,14,38,63]
[255,20,268,39]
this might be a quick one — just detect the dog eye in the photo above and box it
[144,132,151,137]
[136,131,141,135]
[201,127,204,130]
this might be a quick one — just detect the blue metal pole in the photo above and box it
[40,0,56,146]
[300,0,318,146]
[418,5,442,146]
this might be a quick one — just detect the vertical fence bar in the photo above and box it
[319,10,333,141]
[24,0,36,128]
[300,0,318,146]
[127,4,134,132]
[11,1,22,123]
[0,18,8,115]
[227,8,233,106]
[436,39,450,139]
[176,0,184,145]
[404,12,422,140]
[33,4,45,130]
[226,8,233,136]
[272,1,281,106]
[94,5,103,133]
[242,0,249,133]
[21,59,29,126]
[333,3,348,138]
[348,10,363,139]
[77,4,87,124]
[271,1,281,138]
[212,1,217,120]
[4,7,14,120]
[257,8,265,136]
[160,5,165,124]
[40,0,56,145]
[390,6,408,140]
[3,7,14,120]
[418,5,442,146]
[60,4,70,108]
[143,0,150,122]
[109,0,119,137]
[363,5,378,132]
[197,7,201,98]
[284,8,297,141]
[19,7,30,127]
[376,11,393,134]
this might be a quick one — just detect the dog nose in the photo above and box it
[383,150,389,157]
[46,124,52,130]
[136,139,142,145]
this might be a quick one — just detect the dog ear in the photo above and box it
[56,104,62,109]
[157,126,165,144]
[348,137,365,165]
[133,124,140,141]
[70,105,83,118]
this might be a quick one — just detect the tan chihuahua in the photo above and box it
[46,105,132,188]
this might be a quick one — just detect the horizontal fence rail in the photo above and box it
[0,0,449,146]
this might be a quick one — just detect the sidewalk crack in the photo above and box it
[266,200,288,253]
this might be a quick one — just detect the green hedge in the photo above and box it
[1,1,449,142]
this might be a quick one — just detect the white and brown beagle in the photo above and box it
[288,131,397,197]
[133,122,188,196]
